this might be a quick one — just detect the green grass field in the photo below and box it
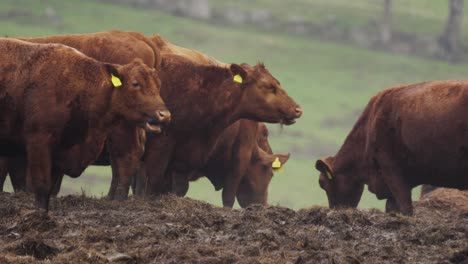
[2,0,468,209]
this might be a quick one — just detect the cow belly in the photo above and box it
[58,134,107,177]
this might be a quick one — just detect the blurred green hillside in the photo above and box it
[1,0,468,210]
[209,0,468,39]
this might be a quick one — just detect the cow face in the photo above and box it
[232,63,302,125]
[315,158,364,209]
[236,149,290,208]
[106,59,170,133]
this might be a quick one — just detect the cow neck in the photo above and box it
[165,65,243,136]
[332,109,370,183]
[82,68,116,133]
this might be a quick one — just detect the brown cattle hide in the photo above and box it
[316,80,468,215]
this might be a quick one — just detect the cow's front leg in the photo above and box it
[9,157,27,192]
[107,126,146,200]
[50,170,64,197]
[222,148,250,208]
[385,196,399,213]
[0,157,8,192]
[382,170,413,215]
[171,170,190,197]
[26,135,53,211]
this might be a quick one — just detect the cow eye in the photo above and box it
[132,81,140,89]
[266,85,277,93]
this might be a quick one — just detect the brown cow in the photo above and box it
[0,38,166,210]
[315,80,468,215]
[13,30,171,199]
[171,121,290,207]
[139,54,301,208]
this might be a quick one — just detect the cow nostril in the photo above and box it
[157,109,171,123]
[295,107,303,117]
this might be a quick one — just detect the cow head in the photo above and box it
[236,148,290,208]
[315,157,364,209]
[105,58,170,133]
[231,63,302,125]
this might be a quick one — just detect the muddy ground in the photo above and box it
[0,189,467,264]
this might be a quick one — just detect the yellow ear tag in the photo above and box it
[233,74,243,84]
[272,157,282,169]
[111,74,122,87]
[273,167,283,173]
[326,171,333,180]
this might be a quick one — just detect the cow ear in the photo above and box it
[275,153,291,164]
[315,158,334,180]
[104,63,123,88]
[272,153,290,173]
[230,64,247,84]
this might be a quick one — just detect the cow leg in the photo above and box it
[26,136,53,211]
[132,162,144,196]
[382,171,413,215]
[107,125,146,200]
[222,147,250,208]
[50,172,64,197]
[171,170,190,197]
[9,157,27,192]
[420,185,437,199]
[385,196,399,213]
[141,135,175,197]
[0,157,8,192]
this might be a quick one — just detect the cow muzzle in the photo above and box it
[156,109,171,124]
[282,106,302,125]
[144,108,171,134]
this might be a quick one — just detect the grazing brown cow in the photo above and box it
[139,54,301,207]
[315,80,468,215]
[172,121,290,207]
[13,30,171,199]
[195,119,289,207]
[0,38,166,210]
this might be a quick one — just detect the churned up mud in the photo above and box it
[0,188,467,263]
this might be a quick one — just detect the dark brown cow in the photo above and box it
[13,30,171,199]
[139,54,301,207]
[0,38,166,210]
[172,121,289,207]
[315,80,468,215]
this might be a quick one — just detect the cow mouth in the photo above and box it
[282,118,296,125]
[145,122,162,133]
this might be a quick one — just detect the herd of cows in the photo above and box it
[0,30,467,216]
